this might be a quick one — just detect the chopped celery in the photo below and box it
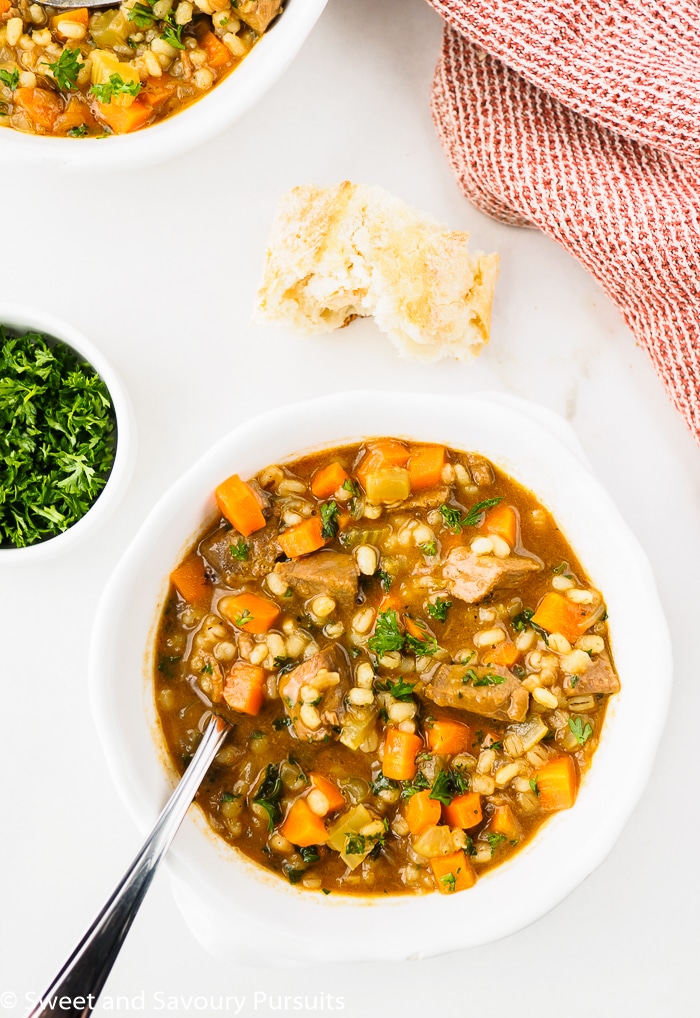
[339,704,378,751]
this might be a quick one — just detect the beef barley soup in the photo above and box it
[153,438,619,896]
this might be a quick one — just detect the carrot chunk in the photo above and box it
[481,503,517,548]
[535,755,578,811]
[531,591,591,644]
[404,789,441,836]
[0,0,12,13]
[482,642,519,667]
[54,96,96,135]
[309,773,345,814]
[14,88,62,132]
[280,798,329,847]
[222,662,265,716]
[170,554,209,604]
[356,440,410,489]
[382,728,422,781]
[220,592,280,633]
[430,850,476,893]
[277,516,326,558]
[408,445,446,492]
[489,804,520,841]
[215,474,266,537]
[95,99,152,135]
[201,30,232,70]
[442,792,482,830]
[426,720,472,756]
[311,462,349,499]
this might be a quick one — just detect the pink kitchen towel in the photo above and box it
[427,0,700,444]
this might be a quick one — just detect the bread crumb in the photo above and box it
[255,182,499,362]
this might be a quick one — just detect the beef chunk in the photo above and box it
[421,663,529,722]
[234,0,282,33]
[403,486,451,510]
[563,656,620,695]
[465,453,494,486]
[279,645,352,742]
[443,547,542,603]
[274,550,359,605]
[200,518,280,584]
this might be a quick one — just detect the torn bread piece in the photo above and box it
[255,181,500,362]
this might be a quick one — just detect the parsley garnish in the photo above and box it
[229,538,249,560]
[91,74,142,104]
[273,656,296,675]
[161,18,185,49]
[320,500,339,540]
[462,669,506,687]
[512,608,550,645]
[429,769,469,806]
[299,846,320,863]
[486,832,507,854]
[438,497,503,532]
[427,598,452,622]
[220,791,238,804]
[440,872,456,893]
[0,329,116,549]
[0,68,19,91]
[67,124,88,138]
[376,678,416,702]
[368,609,404,656]
[370,771,398,796]
[401,772,431,799]
[234,608,254,627]
[252,764,283,831]
[569,675,579,688]
[201,662,213,675]
[345,834,366,856]
[284,866,303,885]
[420,540,437,556]
[128,1,159,28]
[378,569,393,592]
[568,717,593,746]
[46,49,84,91]
[529,777,539,797]
[342,478,361,497]
[272,716,292,730]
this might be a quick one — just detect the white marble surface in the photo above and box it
[1,0,698,1014]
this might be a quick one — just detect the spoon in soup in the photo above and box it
[28,714,230,1018]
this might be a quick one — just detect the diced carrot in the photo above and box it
[408,445,446,492]
[222,662,265,716]
[95,98,152,135]
[311,462,349,499]
[403,616,427,641]
[54,96,96,135]
[430,850,476,893]
[309,773,345,814]
[215,474,266,537]
[426,720,472,756]
[51,8,89,34]
[280,798,329,847]
[482,642,519,667]
[0,0,12,14]
[140,74,179,110]
[277,516,326,558]
[535,755,578,812]
[356,440,410,489]
[337,509,352,531]
[220,592,280,634]
[14,88,62,132]
[201,30,232,70]
[404,789,441,836]
[531,591,592,644]
[442,792,482,830]
[382,728,423,781]
[170,554,209,604]
[489,804,520,841]
[378,593,404,612]
[481,503,517,548]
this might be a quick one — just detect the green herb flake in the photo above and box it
[201,662,213,675]
[127,0,158,27]
[46,48,85,91]
[401,772,431,799]
[220,791,237,804]
[378,569,393,593]
[0,329,116,549]
[370,771,398,796]
[429,769,469,806]
[234,608,254,627]
[472,672,507,687]
[377,678,416,702]
[229,538,249,560]
[342,478,361,497]
[320,500,339,540]
[272,716,292,731]
[345,833,366,856]
[321,887,331,895]
[91,74,142,104]
[67,124,89,138]
[285,866,304,885]
[299,846,320,864]
[438,497,503,532]
[368,609,404,656]
[420,541,437,556]
[427,598,452,622]
[512,608,549,645]
[252,764,283,831]
[568,717,593,746]
[0,68,20,91]
[529,777,539,797]
[486,832,507,855]
[440,872,457,893]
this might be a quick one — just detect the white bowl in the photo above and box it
[90,391,671,963]
[0,303,134,563]
[1,0,328,172]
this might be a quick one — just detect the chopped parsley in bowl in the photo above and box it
[0,305,133,558]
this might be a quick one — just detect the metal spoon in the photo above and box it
[29,714,230,1018]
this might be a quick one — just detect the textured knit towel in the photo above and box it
[427,0,700,445]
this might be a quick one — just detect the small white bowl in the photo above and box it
[0,1,328,172]
[90,391,671,963]
[0,303,134,563]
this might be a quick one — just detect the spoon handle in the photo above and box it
[29,715,229,1018]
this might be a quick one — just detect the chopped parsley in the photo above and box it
[91,74,142,104]
[220,791,238,804]
[67,124,88,138]
[284,866,304,885]
[427,598,452,622]
[299,846,320,864]
[370,771,398,796]
[486,832,507,854]
[0,329,116,549]
[161,17,185,49]
[345,834,366,856]
[401,771,431,799]
[201,662,213,675]
[568,717,593,746]
[252,764,283,831]
[440,872,456,893]
[376,678,416,701]
[368,609,404,656]
[462,668,506,687]
[273,656,297,676]
[529,777,539,797]
[320,500,339,540]
[511,608,549,645]
[438,497,503,532]
[429,769,469,806]
[420,540,437,556]
[342,478,361,498]
[46,48,84,91]
[229,538,249,560]
[234,608,254,627]
[272,716,291,731]
[378,569,393,592]
[0,68,19,91]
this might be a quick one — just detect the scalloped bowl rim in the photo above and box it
[90,390,671,963]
